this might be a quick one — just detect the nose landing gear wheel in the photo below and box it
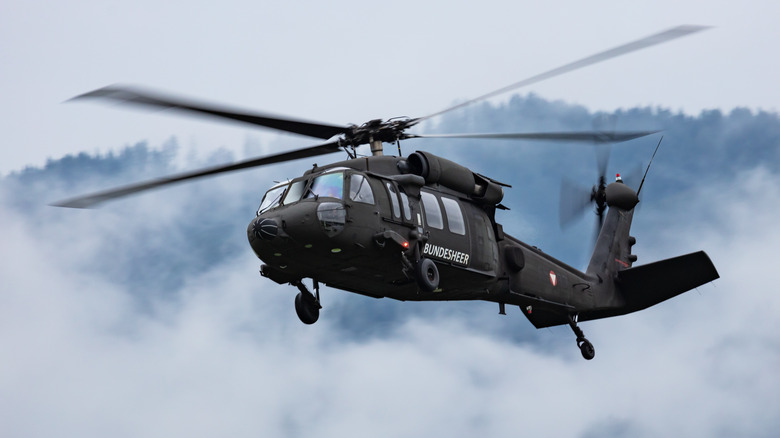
[295,291,320,324]
[293,279,321,325]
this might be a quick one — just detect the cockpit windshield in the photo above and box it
[257,184,287,215]
[257,170,346,216]
[283,180,306,204]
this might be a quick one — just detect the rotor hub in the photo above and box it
[341,118,418,148]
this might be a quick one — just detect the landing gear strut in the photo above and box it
[568,314,595,360]
[293,279,321,325]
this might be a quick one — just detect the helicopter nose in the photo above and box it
[252,217,279,240]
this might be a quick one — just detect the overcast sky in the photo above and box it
[2,2,780,437]
[2,0,780,174]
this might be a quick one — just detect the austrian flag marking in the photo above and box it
[549,270,557,286]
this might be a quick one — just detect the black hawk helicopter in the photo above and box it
[54,25,719,360]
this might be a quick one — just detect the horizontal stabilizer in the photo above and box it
[616,250,719,312]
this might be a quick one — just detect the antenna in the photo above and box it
[637,136,663,196]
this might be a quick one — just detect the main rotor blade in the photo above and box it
[419,25,709,122]
[70,85,351,140]
[408,130,658,143]
[52,141,343,208]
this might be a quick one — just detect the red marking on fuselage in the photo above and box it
[615,258,630,268]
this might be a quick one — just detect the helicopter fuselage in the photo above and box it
[248,152,598,315]
[248,149,719,349]
[249,154,495,300]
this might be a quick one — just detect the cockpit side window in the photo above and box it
[306,172,344,200]
[349,174,375,204]
[257,184,287,215]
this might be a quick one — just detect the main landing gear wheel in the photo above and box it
[293,280,321,325]
[414,258,440,292]
[295,291,320,324]
[568,314,595,360]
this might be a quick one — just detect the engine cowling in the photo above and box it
[405,151,504,205]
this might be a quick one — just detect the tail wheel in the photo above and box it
[414,258,440,292]
[578,338,595,360]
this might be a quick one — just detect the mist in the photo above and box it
[1,95,778,437]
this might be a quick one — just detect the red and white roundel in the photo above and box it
[549,270,557,286]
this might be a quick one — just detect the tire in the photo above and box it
[294,292,319,325]
[414,258,440,292]
[579,339,595,360]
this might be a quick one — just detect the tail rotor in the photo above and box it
[559,136,664,241]
[559,147,610,243]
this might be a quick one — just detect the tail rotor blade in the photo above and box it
[560,177,594,228]
[596,144,612,179]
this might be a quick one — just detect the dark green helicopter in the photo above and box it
[54,26,719,360]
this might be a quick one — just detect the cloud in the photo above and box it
[2,99,780,437]
[0,173,775,438]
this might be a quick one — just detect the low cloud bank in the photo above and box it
[2,97,778,437]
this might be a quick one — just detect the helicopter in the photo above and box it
[53,25,719,360]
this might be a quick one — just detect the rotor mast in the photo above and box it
[370,138,384,156]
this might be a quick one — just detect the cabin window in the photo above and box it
[386,183,401,218]
[307,172,343,200]
[420,191,443,229]
[349,174,375,204]
[258,184,287,215]
[441,197,466,235]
